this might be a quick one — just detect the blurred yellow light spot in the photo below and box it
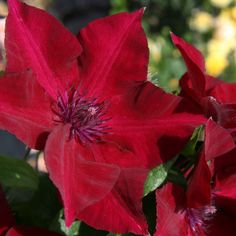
[206,54,228,76]
[207,39,230,56]
[168,79,179,91]
[230,7,236,21]
[210,0,233,8]
[215,14,236,42]
[148,38,161,63]
[190,11,214,32]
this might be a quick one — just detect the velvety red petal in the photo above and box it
[77,9,148,98]
[215,189,236,216]
[211,82,236,104]
[204,119,235,161]
[215,157,236,190]
[89,141,144,168]
[44,124,120,227]
[186,151,211,208]
[6,226,61,236]
[207,212,236,236]
[6,0,82,99]
[202,96,236,128]
[171,33,205,96]
[0,72,53,149]
[0,187,15,235]
[105,82,206,168]
[155,183,188,236]
[213,152,236,214]
[179,74,222,109]
[212,148,236,176]
[78,168,148,235]
[179,74,202,108]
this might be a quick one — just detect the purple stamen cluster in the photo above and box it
[186,204,216,235]
[53,90,110,143]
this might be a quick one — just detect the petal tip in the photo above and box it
[131,8,145,19]
[64,208,75,228]
[170,32,181,45]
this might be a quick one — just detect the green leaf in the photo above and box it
[4,187,35,205]
[59,216,80,236]
[142,191,156,235]
[50,209,80,236]
[182,125,204,157]
[12,174,61,229]
[63,221,80,236]
[143,156,178,196]
[167,167,187,189]
[0,156,38,190]
[78,222,108,236]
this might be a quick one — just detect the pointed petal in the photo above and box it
[155,183,188,236]
[44,124,120,226]
[78,168,149,235]
[171,33,205,96]
[180,74,222,106]
[186,151,211,208]
[202,95,236,128]
[6,226,61,236]
[105,82,206,167]
[77,9,148,98]
[0,186,15,235]
[0,72,53,149]
[205,119,235,160]
[6,0,82,99]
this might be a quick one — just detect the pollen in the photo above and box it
[52,89,110,144]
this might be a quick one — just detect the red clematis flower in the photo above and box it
[171,33,236,160]
[155,147,236,236]
[0,0,204,234]
[155,150,214,236]
[0,186,60,236]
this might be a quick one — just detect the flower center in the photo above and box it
[186,204,216,235]
[52,90,110,143]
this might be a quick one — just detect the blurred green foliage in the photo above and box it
[111,0,236,91]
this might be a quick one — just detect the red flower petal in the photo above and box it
[44,124,120,226]
[213,151,236,214]
[155,183,188,236]
[0,72,53,149]
[6,0,82,99]
[179,74,222,111]
[78,168,149,235]
[211,82,236,104]
[205,119,235,161]
[6,226,61,236]
[186,151,211,208]
[215,188,236,216]
[106,82,206,167]
[171,33,205,97]
[207,213,236,236]
[77,9,148,98]
[213,148,236,171]
[0,187,15,235]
